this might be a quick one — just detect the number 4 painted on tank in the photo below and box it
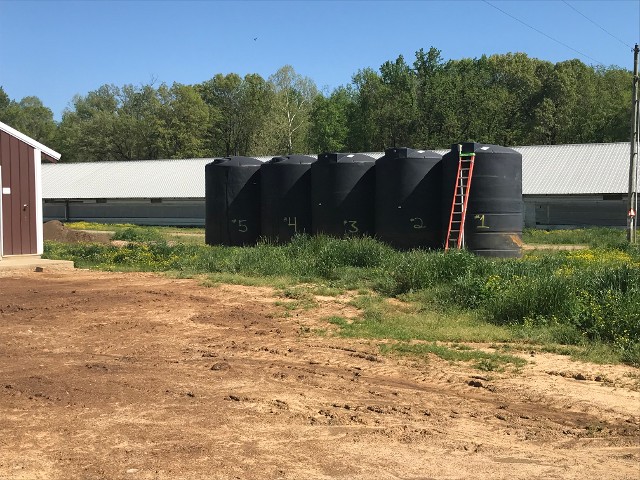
[474,214,490,229]
[283,216,298,233]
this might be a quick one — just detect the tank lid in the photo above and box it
[381,147,442,160]
[210,156,262,167]
[317,152,375,163]
[267,154,316,165]
[450,143,518,155]
[206,159,227,168]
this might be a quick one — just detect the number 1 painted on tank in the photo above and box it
[474,214,490,229]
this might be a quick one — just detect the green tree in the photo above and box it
[267,65,317,154]
[377,55,417,148]
[308,87,352,153]
[112,83,164,160]
[158,83,209,158]
[593,67,633,142]
[58,83,168,161]
[0,90,56,147]
[413,47,446,148]
[0,87,11,112]
[348,67,383,151]
[197,73,273,157]
[239,73,274,156]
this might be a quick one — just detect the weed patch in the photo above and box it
[379,342,526,370]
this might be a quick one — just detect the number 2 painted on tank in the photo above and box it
[410,217,426,230]
[474,214,490,229]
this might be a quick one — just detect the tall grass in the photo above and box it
[43,231,640,366]
[523,227,627,249]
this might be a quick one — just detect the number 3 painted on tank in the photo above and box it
[343,220,359,233]
[474,214,490,229]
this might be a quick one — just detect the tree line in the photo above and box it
[0,47,633,162]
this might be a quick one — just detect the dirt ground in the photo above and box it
[0,269,638,480]
[43,221,113,245]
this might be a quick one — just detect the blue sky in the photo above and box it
[1,0,639,121]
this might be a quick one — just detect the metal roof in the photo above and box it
[43,158,215,199]
[515,142,629,195]
[41,143,631,199]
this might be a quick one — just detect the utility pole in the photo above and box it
[628,43,639,244]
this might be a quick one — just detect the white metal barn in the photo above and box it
[518,143,629,228]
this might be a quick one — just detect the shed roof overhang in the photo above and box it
[0,120,61,162]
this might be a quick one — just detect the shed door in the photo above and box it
[0,131,37,255]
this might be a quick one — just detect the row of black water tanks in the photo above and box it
[205,143,523,257]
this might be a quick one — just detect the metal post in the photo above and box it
[628,44,639,243]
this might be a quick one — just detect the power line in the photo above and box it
[561,0,634,50]
[482,0,605,66]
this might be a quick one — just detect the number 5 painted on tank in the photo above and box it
[232,219,248,233]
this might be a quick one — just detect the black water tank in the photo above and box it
[311,153,376,237]
[375,147,443,249]
[442,143,523,258]
[205,156,262,246]
[260,154,316,242]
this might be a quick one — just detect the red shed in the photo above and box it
[0,121,61,258]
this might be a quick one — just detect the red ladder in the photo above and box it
[445,145,476,251]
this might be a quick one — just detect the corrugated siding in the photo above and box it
[43,158,216,199]
[41,143,632,199]
[515,143,629,195]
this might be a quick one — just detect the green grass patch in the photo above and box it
[64,221,126,232]
[379,342,526,371]
[523,227,627,249]
[65,221,204,235]
[201,272,293,289]
[112,226,165,243]
[342,294,514,343]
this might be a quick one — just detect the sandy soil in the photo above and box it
[0,269,638,480]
